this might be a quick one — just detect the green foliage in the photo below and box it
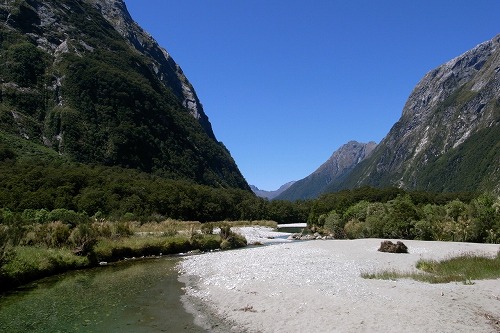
[0,158,261,222]
[218,223,247,250]
[4,42,48,87]
[383,195,418,239]
[363,252,500,284]
[416,124,500,193]
[320,211,344,238]
[201,222,215,235]
[309,189,499,243]
[220,232,247,250]
[92,236,193,262]
[0,246,89,291]
[416,252,500,282]
[190,233,220,251]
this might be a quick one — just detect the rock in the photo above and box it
[378,240,408,253]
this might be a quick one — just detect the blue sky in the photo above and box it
[125,1,500,191]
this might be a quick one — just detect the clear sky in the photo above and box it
[124,0,500,191]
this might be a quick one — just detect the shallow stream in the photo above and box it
[0,257,206,333]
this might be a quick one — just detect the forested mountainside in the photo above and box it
[326,33,500,194]
[276,141,376,200]
[0,0,249,189]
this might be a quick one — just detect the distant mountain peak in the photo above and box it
[251,181,296,200]
[276,141,377,200]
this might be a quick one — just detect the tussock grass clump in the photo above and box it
[362,251,500,284]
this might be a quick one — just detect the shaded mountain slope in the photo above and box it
[276,141,376,200]
[0,0,249,189]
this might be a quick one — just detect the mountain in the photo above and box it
[327,34,500,194]
[276,141,377,200]
[251,181,296,200]
[0,0,249,190]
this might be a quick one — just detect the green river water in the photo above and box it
[0,257,206,333]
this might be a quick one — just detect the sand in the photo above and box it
[178,228,500,333]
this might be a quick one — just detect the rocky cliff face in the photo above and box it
[87,0,215,139]
[276,141,377,200]
[0,0,248,189]
[331,33,500,193]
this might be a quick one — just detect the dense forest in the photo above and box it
[1,151,498,240]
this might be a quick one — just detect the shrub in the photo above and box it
[322,211,345,238]
[68,223,98,256]
[220,232,247,250]
[47,209,89,225]
[45,221,71,247]
[92,221,113,238]
[190,233,220,251]
[219,223,231,239]
[344,219,364,239]
[22,222,71,248]
[201,222,215,235]
[114,221,133,238]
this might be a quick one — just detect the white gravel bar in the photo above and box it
[178,236,500,333]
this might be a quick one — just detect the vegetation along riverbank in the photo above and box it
[0,165,499,293]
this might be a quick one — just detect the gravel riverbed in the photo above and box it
[178,228,500,333]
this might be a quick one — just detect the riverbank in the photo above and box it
[178,238,500,333]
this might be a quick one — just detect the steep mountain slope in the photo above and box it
[251,181,296,200]
[328,34,500,194]
[0,0,249,189]
[276,141,377,200]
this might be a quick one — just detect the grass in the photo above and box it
[0,246,89,291]
[362,251,500,284]
[92,235,193,262]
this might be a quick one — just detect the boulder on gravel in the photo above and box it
[378,240,408,253]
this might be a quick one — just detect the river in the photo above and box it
[0,256,207,333]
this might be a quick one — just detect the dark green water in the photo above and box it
[0,257,206,333]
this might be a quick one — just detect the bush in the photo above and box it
[114,221,133,238]
[219,223,231,239]
[190,233,220,251]
[47,209,89,226]
[322,211,345,238]
[200,222,215,235]
[220,232,247,250]
[344,219,364,239]
[68,223,98,256]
